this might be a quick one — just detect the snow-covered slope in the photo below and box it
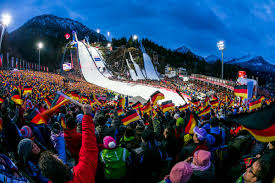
[143,53,160,80]
[125,59,138,81]
[129,52,145,80]
[78,41,185,105]
[226,54,255,64]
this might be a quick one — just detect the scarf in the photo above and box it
[191,161,211,171]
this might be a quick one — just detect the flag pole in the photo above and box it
[57,91,83,108]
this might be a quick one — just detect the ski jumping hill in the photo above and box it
[78,41,186,105]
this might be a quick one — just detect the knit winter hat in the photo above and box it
[169,161,193,183]
[17,138,32,163]
[193,126,208,141]
[20,126,33,138]
[103,136,117,149]
[193,150,211,166]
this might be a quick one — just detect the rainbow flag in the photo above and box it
[179,103,190,111]
[234,85,248,98]
[185,112,197,134]
[161,100,175,113]
[122,110,141,125]
[150,91,165,105]
[198,106,211,117]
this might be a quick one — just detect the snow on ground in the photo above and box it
[78,41,186,106]
[129,52,145,80]
[143,52,160,80]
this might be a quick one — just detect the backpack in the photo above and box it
[100,147,130,179]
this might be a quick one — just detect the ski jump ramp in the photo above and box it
[78,41,185,105]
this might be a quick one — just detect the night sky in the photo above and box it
[1,0,275,64]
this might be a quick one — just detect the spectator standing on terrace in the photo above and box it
[38,104,98,183]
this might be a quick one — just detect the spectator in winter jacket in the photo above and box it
[159,161,193,183]
[17,138,49,183]
[64,117,82,162]
[192,126,209,155]
[100,136,130,182]
[119,127,139,151]
[38,104,98,183]
[0,153,30,183]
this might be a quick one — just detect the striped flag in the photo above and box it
[122,110,141,125]
[23,86,32,96]
[198,106,211,117]
[117,107,124,116]
[71,91,80,101]
[249,97,262,111]
[141,100,152,113]
[210,100,219,108]
[234,85,248,98]
[179,103,190,111]
[150,91,165,105]
[161,100,175,113]
[11,89,23,105]
[61,116,66,129]
[44,97,52,109]
[132,101,142,109]
[185,112,197,134]
[51,94,65,107]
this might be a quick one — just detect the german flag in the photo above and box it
[211,96,218,101]
[229,105,275,142]
[119,97,126,109]
[259,96,265,102]
[132,101,142,109]
[249,97,262,111]
[179,103,190,111]
[198,106,211,117]
[150,91,165,105]
[27,108,46,125]
[225,96,230,103]
[90,100,96,107]
[117,107,124,116]
[185,112,197,134]
[234,85,248,98]
[11,89,23,105]
[0,97,4,104]
[210,100,219,108]
[23,86,32,96]
[191,100,200,107]
[122,110,141,125]
[44,97,52,109]
[141,100,152,113]
[51,94,65,107]
[71,91,80,101]
[161,100,175,113]
[266,99,271,105]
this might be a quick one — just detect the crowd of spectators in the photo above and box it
[0,69,274,183]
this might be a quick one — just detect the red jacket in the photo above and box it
[66,114,98,183]
[64,127,82,161]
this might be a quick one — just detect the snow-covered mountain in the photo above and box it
[10,14,106,41]
[236,56,275,72]
[175,45,191,54]
[204,55,219,63]
[225,54,255,64]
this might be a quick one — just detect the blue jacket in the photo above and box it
[51,132,67,164]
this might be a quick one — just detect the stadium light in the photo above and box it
[107,43,111,47]
[217,41,225,79]
[37,42,43,71]
[133,34,138,40]
[0,13,11,51]
[2,14,11,26]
